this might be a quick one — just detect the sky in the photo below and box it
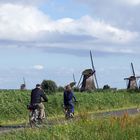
[0,0,140,89]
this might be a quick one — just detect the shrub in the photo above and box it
[41,80,57,94]
[57,86,64,92]
[103,84,110,90]
[73,87,80,92]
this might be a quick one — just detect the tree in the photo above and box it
[103,84,110,90]
[41,80,57,94]
[57,86,64,92]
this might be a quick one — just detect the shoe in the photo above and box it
[70,113,74,118]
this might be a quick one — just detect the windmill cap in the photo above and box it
[36,84,41,87]
[82,69,94,75]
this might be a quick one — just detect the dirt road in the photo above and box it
[0,107,139,134]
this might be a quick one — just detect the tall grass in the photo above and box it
[0,114,140,140]
[0,90,140,124]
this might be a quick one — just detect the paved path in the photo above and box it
[0,125,25,134]
[95,108,140,117]
[0,107,140,134]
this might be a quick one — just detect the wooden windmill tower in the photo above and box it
[124,63,140,89]
[77,50,99,92]
[20,77,26,90]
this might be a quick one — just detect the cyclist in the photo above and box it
[63,84,77,117]
[30,84,48,119]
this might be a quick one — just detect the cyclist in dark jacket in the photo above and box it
[63,85,77,114]
[31,84,48,104]
[30,84,48,119]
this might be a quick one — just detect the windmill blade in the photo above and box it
[77,74,82,88]
[90,50,99,89]
[131,62,135,77]
[125,78,129,89]
[73,73,76,83]
[124,78,129,80]
[23,77,26,85]
[136,76,140,79]
[131,62,139,88]
[90,50,95,71]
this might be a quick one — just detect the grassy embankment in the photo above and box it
[0,89,140,125]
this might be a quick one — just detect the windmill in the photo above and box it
[20,77,26,90]
[69,73,76,88]
[77,50,99,92]
[124,63,140,89]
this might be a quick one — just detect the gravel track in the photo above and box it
[0,107,140,134]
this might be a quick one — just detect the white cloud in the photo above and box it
[0,4,51,41]
[77,0,140,6]
[0,0,47,5]
[0,3,138,45]
[118,0,140,6]
[75,16,138,43]
[0,3,139,56]
[33,65,44,70]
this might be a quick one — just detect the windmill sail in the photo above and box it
[90,50,99,89]
[73,73,76,83]
[23,77,26,85]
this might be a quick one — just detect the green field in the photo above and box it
[0,90,140,140]
[0,90,140,124]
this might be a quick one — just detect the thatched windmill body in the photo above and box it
[77,50,99,92]
[80,69,96,91]
[124,63,140,89]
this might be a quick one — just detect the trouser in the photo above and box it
[65,103,74,113]
[37,103,45,119]
[70,103,74,113]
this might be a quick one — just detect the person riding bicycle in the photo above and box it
[63,84,77,117]
[30,84,48,120]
